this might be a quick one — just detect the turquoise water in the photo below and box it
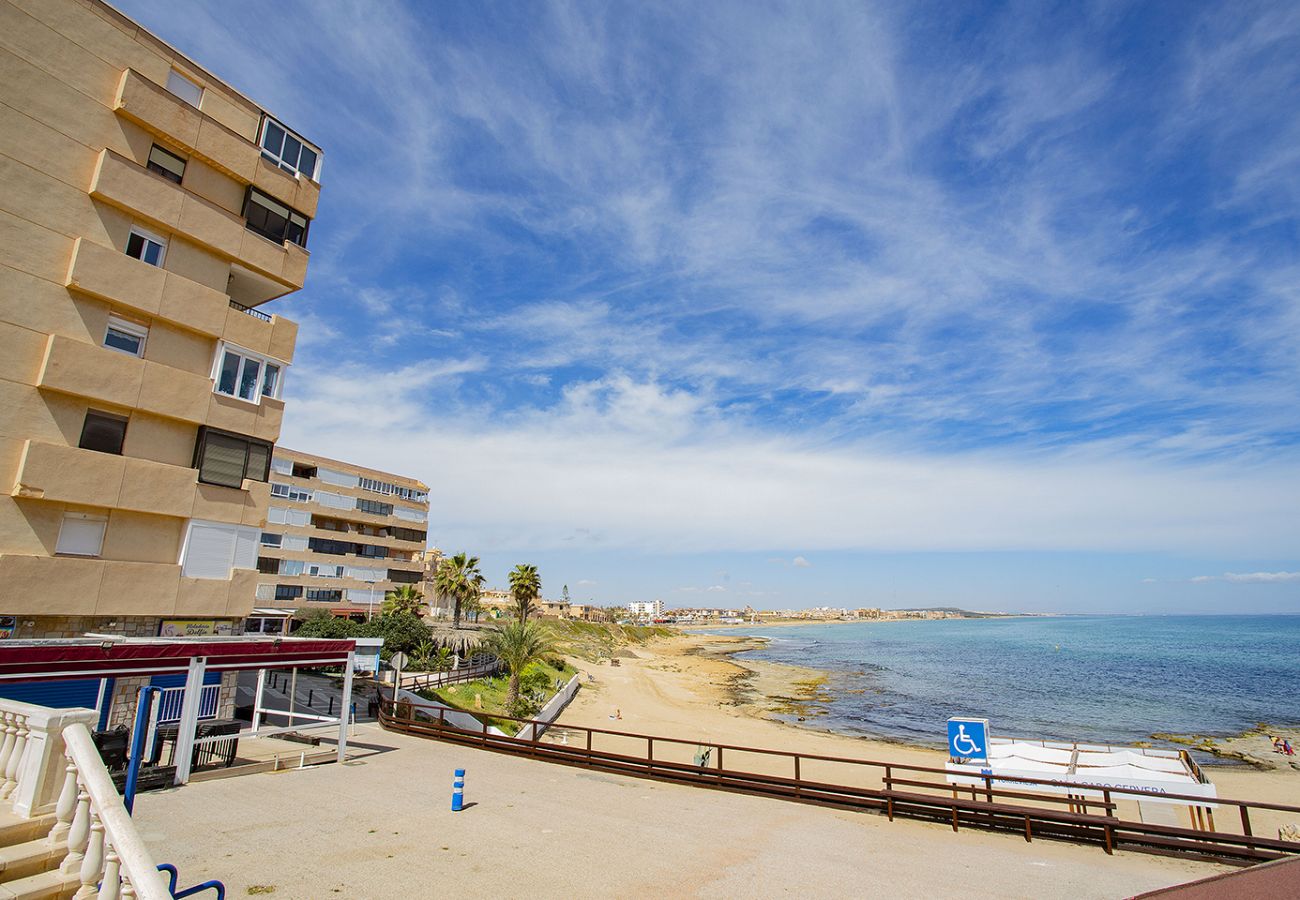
[709,615,1300,751]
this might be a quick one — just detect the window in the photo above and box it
[388,568,422,584]
[165,69,203,107]
[125,228,166,267]
[270,482,312,502]
[390,527,426,543]
[212,343,285,404]
[258,117,320,181]
[356,498,393,517]
[306,563,343,578]
[102,316,148,357]
[359,476,428,503]
[292,462,318,479]
[281,534,309,552]
[393,505,427,523]
[257,556,279,575]
[243,188,310,248]
[56,513,107,557]
[279,559,304,576]
[78,410,128,455]
[270,457,293,475]
[358,544,388,559]
[308,537,352,556]
[260,532,283,548]
[314,491,353,511]
[179,520,258,580]
[146,144,186,184]
[275,584,303,601]
[192,426,273,488]
[305,588,342,602]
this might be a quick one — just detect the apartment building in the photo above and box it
[0,0,322,663]
[628,600,664,621]
[249,448,429,630]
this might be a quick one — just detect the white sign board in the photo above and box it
[945,762,1218,808]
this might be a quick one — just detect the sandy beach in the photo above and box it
[558,632,1300,839]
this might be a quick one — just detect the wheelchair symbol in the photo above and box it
[951,724,982,756]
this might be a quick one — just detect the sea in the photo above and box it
[707,615,1300,755]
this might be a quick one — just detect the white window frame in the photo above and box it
[260,532,283,548]
[55,512,107,557]
[126,227,167,268]
[103,315,149,358]
[270,482,312,503]
[165,69,204,108]
[211,341,288,405]
[257,116,322,181]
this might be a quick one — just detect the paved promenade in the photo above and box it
[135,724,1221,899]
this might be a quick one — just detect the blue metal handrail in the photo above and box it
[157,863,226,899]
[124,686,161,815]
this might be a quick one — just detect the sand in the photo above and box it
[557,633,1300,840]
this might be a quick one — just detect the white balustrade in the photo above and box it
[0,698,171,899]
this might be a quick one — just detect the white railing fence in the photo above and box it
[0,699,171,899]
[155,684,220,724]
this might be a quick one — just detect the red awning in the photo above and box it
[0,637,357,682]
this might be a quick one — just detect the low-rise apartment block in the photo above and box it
[249,449,429,630]
[0,0,323,653]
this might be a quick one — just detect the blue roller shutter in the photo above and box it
[0,679,113,729]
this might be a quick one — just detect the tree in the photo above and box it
[508,564,542,622]
[359,612,429,658]
[562,584,570,605]
[381,584,424,618]
[480,620,555,713]
[293,610,363,640]
[434,552,485,629]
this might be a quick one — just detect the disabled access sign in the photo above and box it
[947,717,990,763]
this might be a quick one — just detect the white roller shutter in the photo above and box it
[315,491,353,510]
[181,520,260,579]
[56,514,107,556]
[233,526,258,570]
[281,534,309,551]
[318,467,359,487]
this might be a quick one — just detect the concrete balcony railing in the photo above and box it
[37,332,212,425]
[89,149,309,292]
[11,440,270,533]
[114,68,320,218]
[0,553,259,619]
[66,239,299,360]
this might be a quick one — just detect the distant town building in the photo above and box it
[250,448,429,630]
[628,600,664,621]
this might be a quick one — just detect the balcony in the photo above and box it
[0,554,251,617]
[36,333,213,424]
[11,440,265,527]
[89,149,308,293]
[114,68,320,218]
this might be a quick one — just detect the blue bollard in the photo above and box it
[451,768,465,811]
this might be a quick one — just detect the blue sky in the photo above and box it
[116,0,1299,613]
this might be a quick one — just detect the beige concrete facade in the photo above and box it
[250,448,429,627]
[0,0,322,640]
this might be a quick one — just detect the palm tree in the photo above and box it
[381,584,424,618]
[432,646,454,672]
[508,563,542,622]
[480,620,554,711]
[434,552,485,629]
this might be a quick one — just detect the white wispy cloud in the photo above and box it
[1191,572,1300,584]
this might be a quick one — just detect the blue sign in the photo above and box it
[947,717,990,762]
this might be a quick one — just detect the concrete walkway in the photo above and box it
[135,724,1223,899]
